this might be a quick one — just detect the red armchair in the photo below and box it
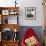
[21,28,41,46]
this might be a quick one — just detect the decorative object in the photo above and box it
[5,18,8,24]
[15,0,17,7]
[9,10,18,15]
[21,28,41,46]
[2,10,9,15]
[2,28,13,41]
[25,7,36,20]
[13,32,18,41]
[25,36,38,46]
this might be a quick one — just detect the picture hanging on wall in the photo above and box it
[25,7,36,20]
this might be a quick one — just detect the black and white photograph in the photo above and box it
[25,7,36,20]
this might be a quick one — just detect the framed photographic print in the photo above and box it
[25,7,36,20]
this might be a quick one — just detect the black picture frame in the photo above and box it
[25,7,36,20]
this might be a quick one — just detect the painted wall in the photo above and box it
[18,0,44,26]
[0,0,44,26]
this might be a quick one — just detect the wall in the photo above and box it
[0,0,44,26]
[18,0,44,26]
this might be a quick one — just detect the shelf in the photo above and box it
[1,15,18,24]
[0,7,19,10]
[0,7,19,16]
[0,7,19,24]
[2,40,19,43]
[0,24,20,32]
[0,7,19,46]
[0,7,19,15]
[2,40,19,46]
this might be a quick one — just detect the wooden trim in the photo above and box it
[43,0,46,27]
[0,7,19,10]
